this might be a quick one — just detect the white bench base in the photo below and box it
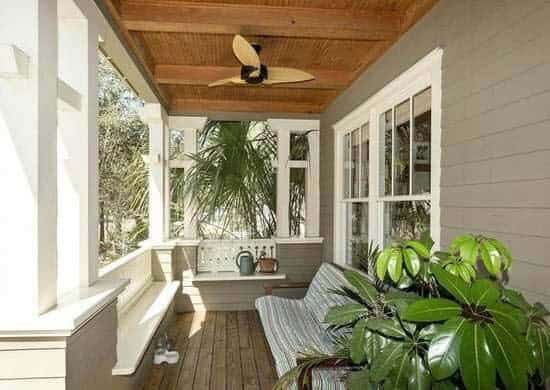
[112,281,180,376]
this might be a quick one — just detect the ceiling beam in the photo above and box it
[101,0,170,107]
[171,98,322,114]
[155,65,352,90]
[120,1,400,41]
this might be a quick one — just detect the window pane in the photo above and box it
[290,133,309,160]
[412,88,432,194]
[345,202,369,266]
[361,123,369,197]
[170,168,186,237]
[343,133,351,198]
[351,128,361,198]
[394,99,410,195]
[381,110,392,195]
[170,128,185,160]
[289,168,306,237]
[383,201,430,245]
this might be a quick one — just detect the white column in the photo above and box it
[141,104,169,243]
[276,130,290,238]
[0,0,58,316]
[183,128,198,239]
[306,131,320,237]
[56,0,99,296]
[168,116,207,240]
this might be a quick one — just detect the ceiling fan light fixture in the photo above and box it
[241,64,268,84]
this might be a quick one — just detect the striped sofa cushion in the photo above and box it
[255,295,346,390]
[304,263,354,327]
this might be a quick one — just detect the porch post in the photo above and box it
[56,0,100,296]
[0,0,58,316]
[168,116,207,239]
[276,129,291,238]
[141,103,169,243]
[306,130,320,237]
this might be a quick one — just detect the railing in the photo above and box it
[197,239,276,273]
[98,246,152,315]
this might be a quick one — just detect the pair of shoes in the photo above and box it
[153,348,179,365]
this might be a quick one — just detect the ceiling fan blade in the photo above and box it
[264,67,315,84]
[208,76,244,87]
[232,35,261,72]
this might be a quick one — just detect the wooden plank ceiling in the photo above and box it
[101,0,439,114]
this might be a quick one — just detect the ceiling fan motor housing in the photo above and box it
[241,64,268,84]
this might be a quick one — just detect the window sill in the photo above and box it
[273,237,324,244]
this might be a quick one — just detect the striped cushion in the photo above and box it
[304,263,355,327]
[255,295,346,390]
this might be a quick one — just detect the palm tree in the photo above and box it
[181,120,278,239]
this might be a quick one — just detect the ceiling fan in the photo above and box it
[208,35,315,87]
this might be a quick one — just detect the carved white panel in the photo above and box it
[197,239,276,273]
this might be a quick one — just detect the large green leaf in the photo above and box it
[405,240,430,259]
[344,270,378,304]
[385,290,420,312]
[377,249,392,280]
[370,342,404,382]
[428,317,467,380]
[409,353,431,390]
[431,265,471,304]
[449,234,474,252]
[387,249,403,283]
[487,303,527,335]
[365,330,385,364]
[350,320,368,364]
[403,248,421,277]
[501,288,530,311]
[479,240,502,276]
[347,368,376,390]
[485,323,528,390]
[432,380,459,390]
[488,238,512,269]
[324,304,368,326]
[402,299,461,322]
[384,350,411,390]
[459,323,495,390]
[459,238,479,265]
[365,318,408,339]
[528,325,550,377]
[469,279,499,307]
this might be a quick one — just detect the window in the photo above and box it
[334,49,442,266]
[342,123,370,266]
[97,53,149,266]
[168,120,316,240]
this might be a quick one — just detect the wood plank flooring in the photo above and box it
[145,311,278,390]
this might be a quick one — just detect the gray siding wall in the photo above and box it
[320,0,550,305]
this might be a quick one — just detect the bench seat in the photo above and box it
[112,281,180,376]
[256,263,353,389]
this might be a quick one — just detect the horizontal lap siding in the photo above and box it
[320,0,550,305]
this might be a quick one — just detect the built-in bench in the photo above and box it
[255,263,354,390]
[99,246,180,390]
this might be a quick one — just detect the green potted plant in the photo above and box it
[275,235,550,390]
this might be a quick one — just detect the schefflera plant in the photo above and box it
[402,265,530,390]
[436,233,513,282]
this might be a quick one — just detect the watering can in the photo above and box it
[235,250,257,275]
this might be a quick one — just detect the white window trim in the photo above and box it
[333,48,442,265]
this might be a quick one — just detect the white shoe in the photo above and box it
[153,348,180,365]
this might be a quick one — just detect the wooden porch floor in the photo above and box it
[145,311,278,390]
